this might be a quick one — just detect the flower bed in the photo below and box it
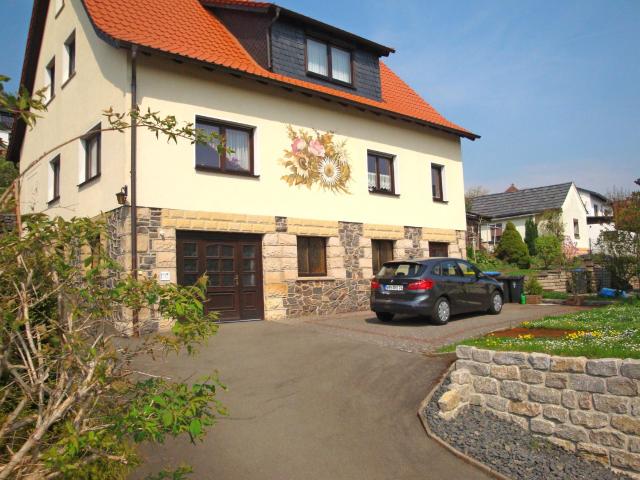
[440,303,640,359]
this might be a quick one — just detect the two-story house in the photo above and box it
[9,0,478,327]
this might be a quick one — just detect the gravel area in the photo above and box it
[425,380,632,480]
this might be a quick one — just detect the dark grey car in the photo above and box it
[370,257,504,324]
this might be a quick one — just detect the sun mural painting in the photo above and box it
[280,125,352,193]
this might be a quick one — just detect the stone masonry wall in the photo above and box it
[439,346,640,478]
[536,270,568,293]
[282,221,371,317]
[104,206,466,327]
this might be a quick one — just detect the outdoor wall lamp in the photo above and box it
[116,185,128,205]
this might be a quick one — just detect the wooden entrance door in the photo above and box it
[177,232,264,321]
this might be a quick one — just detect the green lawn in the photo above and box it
[439,302,640,359]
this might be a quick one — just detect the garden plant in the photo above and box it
[0,74,232,478]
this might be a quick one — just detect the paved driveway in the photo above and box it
[135,321,491,480]
[135,304,586,479]
[277,303,587,353]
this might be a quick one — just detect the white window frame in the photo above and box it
[305,37,353,85]
[45,58,55,104]
[63,31,76,83]
[431,163,446,201]
[48,155,60,202]
[54,0,65,16]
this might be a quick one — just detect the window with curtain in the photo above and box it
[306,38,352,85]
[307,39,328,77]
[297,236,327,277]
[83,126,100,183]
[431,164,444,201]
[331,47,351,83]
[367,152,394,193]
[573,219,580,239]
[195,118,253,175]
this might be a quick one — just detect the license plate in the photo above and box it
[384,284,403,291]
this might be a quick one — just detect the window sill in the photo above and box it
[369,188,399,197]
[296,276,335,281]
[432,198,448,204]
[306,71,355,89]
[78,174,101,189]
[195,165,259,178]
[47,196,60,206]
[61,71,76,89]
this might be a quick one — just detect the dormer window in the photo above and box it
[306,38,352,85]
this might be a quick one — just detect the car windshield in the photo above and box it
[377,262,423,278]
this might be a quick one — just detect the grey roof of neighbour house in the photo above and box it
[469,182,573,219]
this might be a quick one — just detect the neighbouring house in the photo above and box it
[0,109,13,155]
[465,211,489,252]
[469,182,591,253]
[577,187,614,252]
[9,0,478,326]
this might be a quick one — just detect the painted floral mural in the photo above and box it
[280,125,352,193]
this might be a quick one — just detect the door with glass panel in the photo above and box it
[177,232,263,321]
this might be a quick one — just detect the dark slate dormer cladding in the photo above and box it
[270,20,382,101]
[214,9,272,69]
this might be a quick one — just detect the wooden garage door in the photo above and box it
[177,232,264,322]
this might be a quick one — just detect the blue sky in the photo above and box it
[1,0,639,194]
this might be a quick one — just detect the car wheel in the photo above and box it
[376,312,394,322]
[488,291,503,315]
[431,297,451,325]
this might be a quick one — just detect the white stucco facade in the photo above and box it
[19,1,468,234]
[19,0,130,217]
[478,183,591,253]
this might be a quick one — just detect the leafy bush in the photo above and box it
[538,209,564,239]
[535,235,562,269]
[542,290,569,299]
[595,230,640,291]
[525,276,544,295]
[495,222,530,267]
[473,251,504,271]
[524,217,538,256]
[0,215,223,479]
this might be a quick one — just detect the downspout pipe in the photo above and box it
[266,6,281,70]
[130,45,139,336]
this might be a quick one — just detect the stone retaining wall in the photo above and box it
[439,346,640,478]
[535,270,568,292]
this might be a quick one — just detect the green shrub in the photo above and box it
[525,276,544,295]
[524,217,538,256]
[542,290,569,299]
[535,235,562,268]
[466,245,475,260]
[495,222,530,267]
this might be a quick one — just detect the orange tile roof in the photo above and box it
[82,0,477,139]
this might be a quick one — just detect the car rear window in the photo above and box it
[378,262,424,278]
